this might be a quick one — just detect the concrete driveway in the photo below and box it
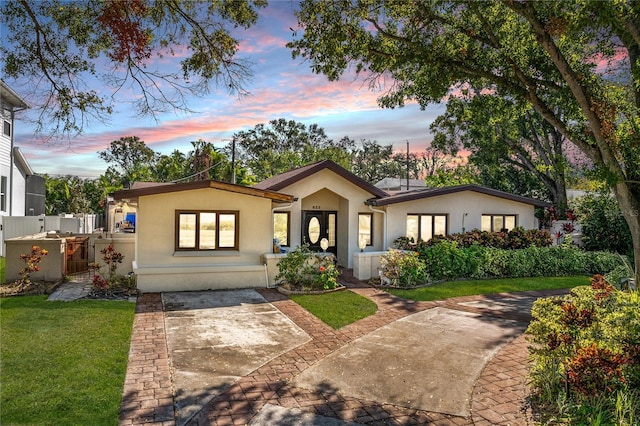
[154,288,548,425]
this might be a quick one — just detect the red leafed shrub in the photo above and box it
[565,343,626,396]
[17,245,49,286]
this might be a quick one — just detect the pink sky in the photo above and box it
[10,2,443,178]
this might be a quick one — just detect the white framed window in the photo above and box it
[406,214,447,242]
[3,121,10,137]
[358,213,373,246]
[175,210,239,251]
[481,214,517,232]
[1,176,6,212]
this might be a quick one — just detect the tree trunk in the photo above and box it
[613,182,640,285]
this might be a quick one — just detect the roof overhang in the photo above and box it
[1,80,29,111]
[113,180,295,203]
[367,184,549,207]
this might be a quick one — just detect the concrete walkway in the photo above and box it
[119,276,567,425]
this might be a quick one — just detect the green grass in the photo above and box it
[291,290,377,329]
[0,295,135,426]
[387,276,591,302]
[0,256,5,283]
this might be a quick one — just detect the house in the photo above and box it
[1,80,46,256]
[374,177,426,193]
[113,160,548,292]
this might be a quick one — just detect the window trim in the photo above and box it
[358,212,374,246]
[175,210,239,251]
[273,211,290,247]
[406,213,448,242]
[481,214,517,232]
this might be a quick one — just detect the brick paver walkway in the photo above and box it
[120,275,563,425]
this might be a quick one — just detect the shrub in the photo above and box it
[572,191,633,256]
[527,276,640,424]
[276,244,338,291]
[392,228,551,251]
[16,245,48,286]
[379,249,428,287]
[90,244,135,294]
[393,239,624,281]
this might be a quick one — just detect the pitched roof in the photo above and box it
[113,180,294,203]
[254,160,389,198]
[367,184,549,207]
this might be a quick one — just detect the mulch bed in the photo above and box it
[0,281,62,297]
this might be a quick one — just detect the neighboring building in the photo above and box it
[114,160,548,293]
[374,177,426,193]
[0,80,44,217]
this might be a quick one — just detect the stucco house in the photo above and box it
[113,160,547,292]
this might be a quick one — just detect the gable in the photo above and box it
[254,160,388,199]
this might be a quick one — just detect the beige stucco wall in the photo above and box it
[5,236,66,283]
[384,190,538,246]
[132,188,275,292]
[94,234,136,276]
[274,169,384,268]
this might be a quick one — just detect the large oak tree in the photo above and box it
[289,0,640,281]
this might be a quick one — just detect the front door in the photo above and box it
[302,211,337,255]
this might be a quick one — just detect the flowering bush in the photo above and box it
[380,249,428,287]
[276,244,339,291]
[17,245,48,286]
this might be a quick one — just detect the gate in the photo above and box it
[65,237,89,275]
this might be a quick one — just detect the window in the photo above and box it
[273,211,290,246]
[358,213,373,246]
[175,210,238,251]
[3,121,10,137]
[481,214,517,232]
[406,214,447,242]
[0,176,6,212]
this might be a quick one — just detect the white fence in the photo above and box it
[0,214,99,257]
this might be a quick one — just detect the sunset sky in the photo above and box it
[9,2,445,179]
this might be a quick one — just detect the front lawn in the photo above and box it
[291,290,377,329]
[388,276,590,302]
[0,295,135,425]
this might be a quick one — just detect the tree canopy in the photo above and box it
[1,0,266,136]
[230,118,355,181]
[430,94,573,209]
[289,0,640,280]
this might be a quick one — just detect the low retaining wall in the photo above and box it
[353,251,387,281]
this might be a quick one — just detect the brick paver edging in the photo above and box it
[120,287,563,425]
[120,294,175,426]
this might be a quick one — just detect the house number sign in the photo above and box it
[312,205,321,210]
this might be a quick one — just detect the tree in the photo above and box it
[289,0,640,281]
[154,150,189,183]
[45,175,91,214]
[1,0,266,136]
[187,139,231,182]
[350,140,402,183]
[98,136,157,187]
[231,118,355,181]
[431,95,571,209]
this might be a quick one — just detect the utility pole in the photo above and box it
[406,140,410,191]
[231,137,236,185]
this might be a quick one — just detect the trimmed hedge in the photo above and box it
[404,241,625,281]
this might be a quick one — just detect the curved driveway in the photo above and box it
[119,285,568,426]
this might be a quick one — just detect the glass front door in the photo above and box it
[302,211,337,255]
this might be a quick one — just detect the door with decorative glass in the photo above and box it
[302,211,337,255]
